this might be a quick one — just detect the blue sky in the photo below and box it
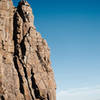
[13,0,100,100]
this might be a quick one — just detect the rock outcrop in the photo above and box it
[0,0,56,100]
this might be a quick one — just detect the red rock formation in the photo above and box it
[0,0,56,100]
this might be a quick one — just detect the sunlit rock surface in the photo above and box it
[0,0,56,100]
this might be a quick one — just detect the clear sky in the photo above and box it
[13,0,100,100]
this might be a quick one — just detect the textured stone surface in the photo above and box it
[0,0,56,100]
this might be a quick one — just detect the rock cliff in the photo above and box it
[0,0,56,100]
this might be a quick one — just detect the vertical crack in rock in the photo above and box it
[20,38,26,60]
[31,69,44,100]
[13,12,26,99]
[47,94,50,100]
[0,96,5,100]
[13,57,24,95]
[13,9,34,100]
[19,59,34,100]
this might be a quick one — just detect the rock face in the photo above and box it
[0,0,56,100]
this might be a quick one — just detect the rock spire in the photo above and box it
[0,0,56,100]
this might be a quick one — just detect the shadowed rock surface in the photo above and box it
[0,0,56,100]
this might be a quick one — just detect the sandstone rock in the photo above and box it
[0,0,56,100]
